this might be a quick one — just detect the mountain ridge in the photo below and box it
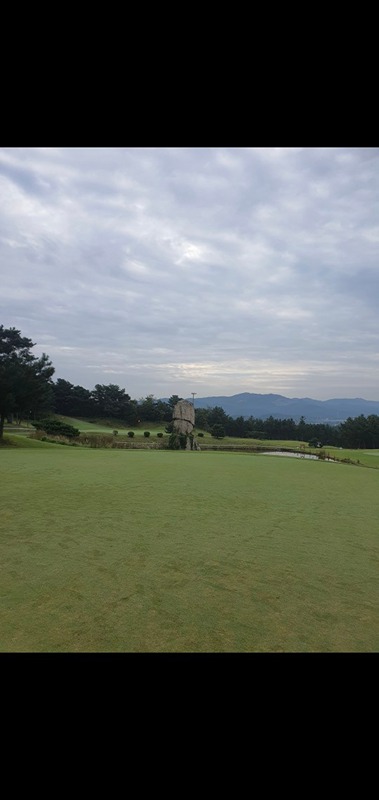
[181,392,379,423]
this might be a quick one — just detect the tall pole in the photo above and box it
[191,392,197,406]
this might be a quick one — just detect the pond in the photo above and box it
[261,451,318,459]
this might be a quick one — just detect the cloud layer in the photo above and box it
[1,147,378,399]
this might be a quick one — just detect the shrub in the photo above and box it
[144,431,150,438]
[80,434,114,448]
[157,432,163,438]
[113,430,119,436]
[309,438,322,448]
[168,432,181,450]
[167,432,197,450]
[127,431,135,438]
[197,432,204,437]
[77,434,92,447]
[30,429,46,440]
[32,419,80,438]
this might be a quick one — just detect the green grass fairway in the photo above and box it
[1,434,62,449]
[56,416,125,432]
[1,449,378,652]
[55,417,170,436]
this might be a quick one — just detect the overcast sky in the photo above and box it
[1,147,378,401]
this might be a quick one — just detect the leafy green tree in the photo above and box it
[193,407,211,431]
[297,415,307,441]
[52,379,75,415]
[168,395,182,409]
[91,384,137,421]
[228,415,247,437]
[137,395,161,422]
[208,406,229,427]
[366,415,379,448]
[339,414,379,448]
[154,399,171,421]
[0,325,54,438]
[53,379,95,417]
[211,424,225,439]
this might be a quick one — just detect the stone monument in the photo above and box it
[171,399,200,450]
[172,400,195,435]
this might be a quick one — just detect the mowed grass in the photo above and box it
[56,416,127,432]
[57,416,170,434]
[1,434,62,449]
[1,448,378,652]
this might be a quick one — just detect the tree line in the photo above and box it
[2,324,379,448]
[52,378,181,425]
[193,406,379,448]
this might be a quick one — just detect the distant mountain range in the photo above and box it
[184,393,379,424]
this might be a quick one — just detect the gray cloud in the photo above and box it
[1,147,379,400]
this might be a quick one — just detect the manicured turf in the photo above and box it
[57,417,169,434]
[1,448,378,652]
[1,434,62,449]
[57,416,125,432]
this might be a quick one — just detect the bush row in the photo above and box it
[30,430,205,450]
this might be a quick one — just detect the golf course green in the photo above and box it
[1,446,378,652]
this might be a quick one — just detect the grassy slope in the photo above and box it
[1,448,378,652]
[56,416,131,432]
[56,416,169,433]
[1,434,62,449]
